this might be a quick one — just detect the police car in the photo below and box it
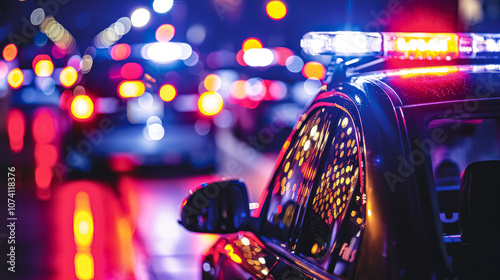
[179,32,500,279]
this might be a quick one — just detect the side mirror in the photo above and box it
[179,179,251,233]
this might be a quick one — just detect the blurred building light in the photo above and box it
[131,8,151,28]
[173,94,198,112]
[155,24,175,42]
[198,91,223,116]
[117,17,132,34]
[242,38,263,51]
[75,252,95,280]
[40,16,76,53]
[95,19,131,48]
[0,61,8,79]
[95,97,119,114]
[304,78,322,95]
[153,0,174,14]
[146,123,165,140]
[7,68,24,89]
[159,84,177,101]
[118,80,146,98]
[34,59,54,77]
[243,48,274,67]
[60,66,78,88]
[35,144,58,167]
[285,55,304,73]
[35,165,53,189]
[120,62,143,79]
[110,43,131,61]
[245,78,266,101]
[230,80,246,99]
[204,74,222,91]
[138,92,154,109]
[31,8,45,25]
[269,80,287,100]
[213,109,234,128]
[38,77,56,95]
[194,118,211,136]
[70,95,94,120]
[186,24,206,45]
[2,44,18,61]
[183,51,199,66]
[7,109,25,153]
[273,47,293,66]
[266,1,287,20]
[302,61,326,79]
[81,55,93,74]
[68,55,82,71]
[142,42,189,63]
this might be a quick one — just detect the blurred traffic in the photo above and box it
[0,0,498,279]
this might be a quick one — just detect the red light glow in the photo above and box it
[7,109,25,153]
[33,109,55,144]
[120,63,143,80]
[35,165,53,189]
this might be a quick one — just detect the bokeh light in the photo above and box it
[110,43,131,60]
[3,44,18,61]
[153,0,174,13]
[242,38,263,51]
[120,63,143,80]
[118,80,146,98]
[131,8,151,28]
[70,95,94,120]
[198,91,223,116]
[34,59,54,77]
[155,24,175,42]
[266,1,287,20]
[0,62,8,79]
[302,61,326,79]
[230,80,246,99]
[204,74,222,91]
[60,66,78,88]
[7,68,24,89]
[159,84,177,102]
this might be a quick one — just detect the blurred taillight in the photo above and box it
[7,109,25,153]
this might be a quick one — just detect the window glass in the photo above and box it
[428,118,500,236]
[296,111,365,277]
[262,108,337,245]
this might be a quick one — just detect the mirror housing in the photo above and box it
[179,179,251,233]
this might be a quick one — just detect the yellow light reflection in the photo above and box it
[74,252,94,280]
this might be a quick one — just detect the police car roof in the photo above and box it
[359,64,500,107]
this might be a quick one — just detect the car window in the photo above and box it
[262,107,338,246]
[296,110,366,277]
[427,117,500,236]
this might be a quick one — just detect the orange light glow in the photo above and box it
[7,109,25,153]
[198,91,223,116]
[74,192,94,247]
[74,252,95,280]
[60,66,78,88]
[242,38,263,51]
[7,68,24,89]
[204,74,222,91]
[118,80,145,98]
[230,80,246,99]
[2,44,17,61]
[266,1,287,20]
[110,43,131,61]
[159,84,177,102]
[302,61,326,79]
[391,33,459,60]
[387,66,458,78]
[34,59,54,77]
[155,24,175,42]
[70,95,94,120]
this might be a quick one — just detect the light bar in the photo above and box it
[301,32,500,60]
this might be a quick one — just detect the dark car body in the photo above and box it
[181,64,500,280]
